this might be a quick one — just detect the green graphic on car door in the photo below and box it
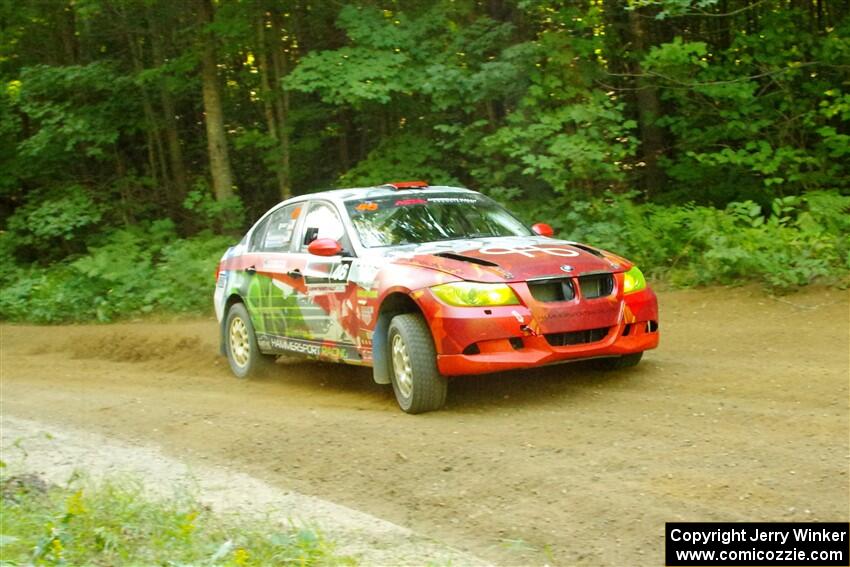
[300,258,354,344]
[244,272,308,349]
[244,259,356,352]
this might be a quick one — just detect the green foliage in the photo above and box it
[15,63,138,171]
[1,0,848,324]
[286,46,411,107]
[183,181,247,233]
[0,223,234,323]
[0,474,349,566]
[518,190,850,289]
[339,133,460,187]
[476,91,636,194]
[4,189,847,325]
[6,185,103,256]
[643,13,850,203]
[285,6,422,107]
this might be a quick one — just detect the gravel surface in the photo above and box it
[1,286,848,565]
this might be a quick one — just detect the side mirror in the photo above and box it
[531,223,554,237]
[307,238,342,257]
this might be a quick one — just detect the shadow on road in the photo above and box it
[250,356,643,412]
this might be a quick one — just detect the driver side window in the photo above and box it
[300,202,346,248]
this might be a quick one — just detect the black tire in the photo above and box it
[387,313,447,414]
[594,351,643,370]
[224,302,276,378]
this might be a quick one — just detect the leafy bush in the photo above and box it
[0,474,348,566]
[339,133,460,187]
[5,185,104,261]
[518,189,850,289]
[0,222,234,323]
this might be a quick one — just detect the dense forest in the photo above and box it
[1,0,848,321]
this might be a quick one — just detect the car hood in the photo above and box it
[381,236,627,283]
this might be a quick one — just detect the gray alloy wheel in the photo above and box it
[387,313,447,414]
[224,302,276,378]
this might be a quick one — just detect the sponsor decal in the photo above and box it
[216,270,229,288]
[410,238,581,259]
[320,345,348,359]
[267,336,356,360]
[306,284,347,295]
[395,198,427,206]
[426,197,477,204]
[478,244,580,258]
[356,288,379,299]
[539,307,617,320]
[270,336,318,354]
[356,202,378,211]
[348,261,381,289]
[358,330,373,346]
[358,305,375,325]
[305,260,351,292]
[330,263,350,281]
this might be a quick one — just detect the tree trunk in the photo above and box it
[197,0,235,201]
[338,111,351,172]
[119,9,171,204]
[269,9,292,199]
[627,8,666,198]
[149,8,189,203]
[58,1,79,64]
[256,13,289,199]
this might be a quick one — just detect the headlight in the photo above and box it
[431,282,520,307]
[623,265,646,294]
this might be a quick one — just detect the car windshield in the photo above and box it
[345,192,531,248]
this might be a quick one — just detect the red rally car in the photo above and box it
[214,182,659,413]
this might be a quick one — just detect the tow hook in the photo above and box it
[520,324,537,336]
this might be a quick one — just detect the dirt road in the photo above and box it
[2,287,848,565]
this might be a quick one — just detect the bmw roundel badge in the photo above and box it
[560,265,574,273]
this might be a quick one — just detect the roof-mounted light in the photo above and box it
[382,180,429,190]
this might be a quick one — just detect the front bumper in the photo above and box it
[417,283,659,376]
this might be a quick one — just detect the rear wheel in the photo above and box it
[225,302,276,378]
[388,313,447,414]
[594,351,643,370]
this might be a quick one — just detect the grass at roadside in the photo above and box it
[0,472,353,566]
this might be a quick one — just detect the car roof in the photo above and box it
[281,185,477,206]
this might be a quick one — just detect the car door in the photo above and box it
[243,202,306,352]
[283,199,362,361]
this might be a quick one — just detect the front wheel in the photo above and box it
[388,313,447,414]
[225,302,276,378]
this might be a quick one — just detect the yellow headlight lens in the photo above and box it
[623,265,646,294]
[431,282,520,307]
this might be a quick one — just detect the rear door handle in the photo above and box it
[246,265,257,275]
[287,269,302,279]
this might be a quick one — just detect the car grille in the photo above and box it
[527,273,614,302]
[544,327,610,347]
[577,273,614,298]
[528,279,575,302]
